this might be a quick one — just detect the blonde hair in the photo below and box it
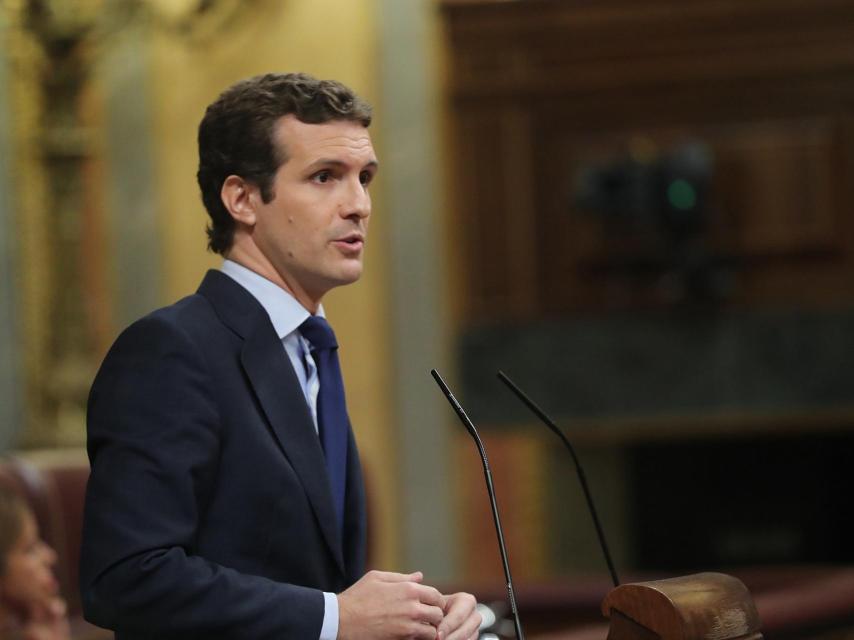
[0,485,27,575]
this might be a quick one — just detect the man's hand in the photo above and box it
[436,592,481,640]
[338,570,446,640]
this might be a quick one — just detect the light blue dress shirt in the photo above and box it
[221,259,339,640]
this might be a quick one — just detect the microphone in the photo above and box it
[430,369,526,640]
[496,370,621,588]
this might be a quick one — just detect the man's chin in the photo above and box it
[304,264,364,301]
[330,264,364,286]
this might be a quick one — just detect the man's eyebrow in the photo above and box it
[307,158,380,171]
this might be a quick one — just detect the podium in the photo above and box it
[602,573,762,640]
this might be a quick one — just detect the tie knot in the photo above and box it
[299,315,338,351]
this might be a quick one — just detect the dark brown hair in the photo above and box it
[197,72,373,254]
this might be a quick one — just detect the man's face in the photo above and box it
[248,115,378,306]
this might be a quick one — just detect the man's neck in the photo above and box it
[224,247,321,315]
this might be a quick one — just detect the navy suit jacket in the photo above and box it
[80,270,367,639]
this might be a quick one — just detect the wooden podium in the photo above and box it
[602,573,762,640]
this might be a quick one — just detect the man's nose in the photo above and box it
[340,176,371,219]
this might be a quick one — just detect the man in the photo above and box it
[80,73,480,640]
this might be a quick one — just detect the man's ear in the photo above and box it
[221,175,258,226]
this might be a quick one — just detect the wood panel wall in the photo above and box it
[440,0,854,578]
[441,0,854,320]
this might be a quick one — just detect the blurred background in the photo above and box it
[1,0,854,636]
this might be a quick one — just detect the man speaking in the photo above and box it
[80,73,480,640]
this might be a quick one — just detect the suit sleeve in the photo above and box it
[80,314,324,639]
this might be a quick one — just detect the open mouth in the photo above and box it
[332,236,364,257]
[334,233,365,250]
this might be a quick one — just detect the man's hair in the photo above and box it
[0,485,26,575]
[197,72,373,254]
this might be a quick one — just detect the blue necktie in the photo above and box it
[299,316,349,532]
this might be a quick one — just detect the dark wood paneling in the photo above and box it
[442,0,854,577]
[442,0,854,318]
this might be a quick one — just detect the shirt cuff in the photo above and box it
[319,591,339,640]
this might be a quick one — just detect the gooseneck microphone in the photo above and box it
[430,369,525,640]
[497,370,620,588]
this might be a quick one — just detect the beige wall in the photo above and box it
[146,0,400,569]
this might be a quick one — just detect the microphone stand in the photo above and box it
[497,370,620,588]
[496,373,764,640]
[431,369,526,640]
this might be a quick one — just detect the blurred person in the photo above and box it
[80,72,480,640]
[0,485,70,640]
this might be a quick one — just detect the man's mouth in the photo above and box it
[338,232,364,244]
[333,233,365,252]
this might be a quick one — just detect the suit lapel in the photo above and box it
[343,427,367,583]
[198,270,345,575]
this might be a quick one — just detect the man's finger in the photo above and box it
[437,593,480,639]
[410,583,444,607]
[371,569,424,583]
[444,610,483,640]
[410,621,442,640]
[414,603,445,627]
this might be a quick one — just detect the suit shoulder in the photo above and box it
[125,293,217,338]
[97,294,223,371]
[146,292,217,327]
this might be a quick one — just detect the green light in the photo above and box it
[667,179,697,211]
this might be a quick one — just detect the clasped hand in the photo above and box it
[338,570,481,640]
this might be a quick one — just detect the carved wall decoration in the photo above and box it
[1,0,257,448]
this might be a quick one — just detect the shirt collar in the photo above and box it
[220,259,324,339]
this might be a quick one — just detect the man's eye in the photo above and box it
[312,171,332,183]
[359,171,373,186]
